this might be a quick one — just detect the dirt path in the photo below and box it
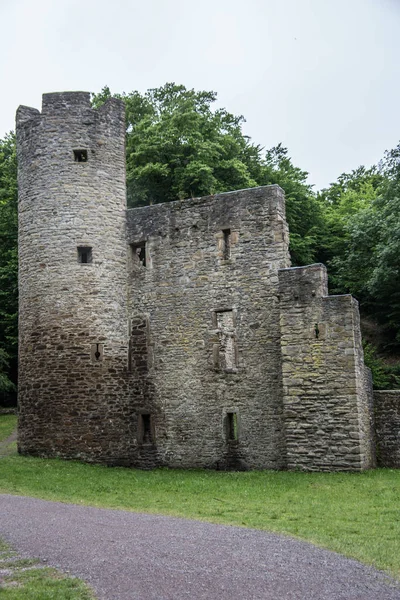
[0,494,399,600]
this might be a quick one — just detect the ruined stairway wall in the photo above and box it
[278,264,375,471]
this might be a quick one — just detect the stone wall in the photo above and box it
[278,264,375,471]
[374,391,400,468]
[126,186,291,469]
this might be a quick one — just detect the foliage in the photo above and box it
[0,444,399,578]
[0,348,15,394]
[316,166,383,291]
[0,134,18,399]
[259,144,323,265]
[91,85,319,265]
[92,83,260,206]
[362,342,400,390]
[328,145,400,350]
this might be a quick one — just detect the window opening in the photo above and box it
[314,323,320,339]
[227,412,238,441]
[215,310,236,371]
[222,228,231,260]
[90,343,104,362]
[73,149,88,162]
[78,246,92,264]
[132,242,146,267]
[138,414,153,444]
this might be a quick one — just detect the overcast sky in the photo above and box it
[1,0,399,190]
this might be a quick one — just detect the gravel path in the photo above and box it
[0,494,399,600]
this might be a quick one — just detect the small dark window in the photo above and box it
[91,343,104,362]
[138,413,153,444]
[132,242,146,267]
[78,246,92,264]
[74,149,88,162]
[222,228,231,260]
[226,412,238,442]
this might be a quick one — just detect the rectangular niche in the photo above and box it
[131,241,147,267]
[78,246,92,264]
[137,413,154,445]
[73,149,88,162]
[213,310,237,372]
[90,343,104,363]
[225,411,239,442]
[222,228,231,260]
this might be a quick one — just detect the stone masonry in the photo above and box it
[16,92,380,471]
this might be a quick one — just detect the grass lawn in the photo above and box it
[0,414,17,442]
[1,415,399,579]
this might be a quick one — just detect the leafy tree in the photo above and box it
[259,144,323,265]
[0,133,18,400]
[0,348,15,394]
[363,341,400,390]
[92,85,319,265]
[316,166,383,291]
[92,84,261,207]
[332,142,400,349]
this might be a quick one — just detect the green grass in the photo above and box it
[0,538,95,599]
[1,566,96,599]
[0,414,17,442]
[1,415,399,579]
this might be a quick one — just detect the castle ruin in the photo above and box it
[16,92,380,471]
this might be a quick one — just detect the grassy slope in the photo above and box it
[0,414,17,442]
[1,415,399,578]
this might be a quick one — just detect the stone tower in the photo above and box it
[16,92,131,460]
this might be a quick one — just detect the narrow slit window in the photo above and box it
[91,343,104,362]
[226,412,238,442]
[138,413,153,444]
[215,310,237,371]
[73,149,88,162]
[132,242,146,267]
[77,246,92,264]
[222,228,231,260]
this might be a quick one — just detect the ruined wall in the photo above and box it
[17,90,380,472]
[374,391,400,468]
[126,186,291,469]
[17,92,135,462]
[278,264,375,471]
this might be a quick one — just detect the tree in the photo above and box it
[316,166,383,291]
[92,84,319,265]
[92,84,261,207]
[259,144,323,265]
[332,142,400,349]
[0,133,18,401]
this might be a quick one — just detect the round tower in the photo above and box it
[16,92,132,461]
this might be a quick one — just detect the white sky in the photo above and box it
[1,0,399,190]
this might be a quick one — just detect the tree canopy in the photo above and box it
[92,83,320,265]
[0,133,17,398]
